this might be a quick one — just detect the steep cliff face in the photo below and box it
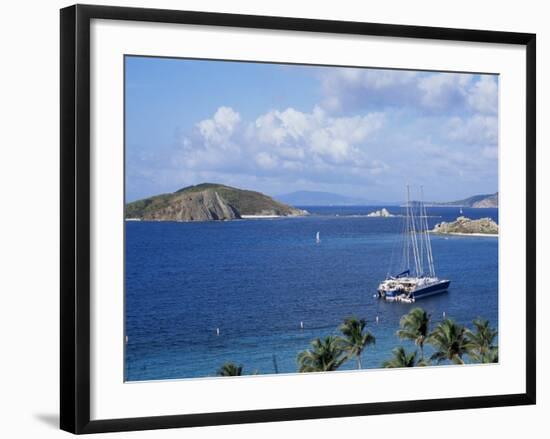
[140,189,240,221]
[125,183,307,222]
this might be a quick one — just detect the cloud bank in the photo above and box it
[176,105,388,187]
[128,66,498,202]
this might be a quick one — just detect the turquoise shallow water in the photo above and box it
[125,206,498,381]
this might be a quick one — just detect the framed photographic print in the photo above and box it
[60,4,536,434]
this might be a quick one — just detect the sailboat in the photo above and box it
[316,231,320,244]
[460,207,464,215]
[377,186,450,303]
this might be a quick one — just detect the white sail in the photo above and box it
[316,231,320,243]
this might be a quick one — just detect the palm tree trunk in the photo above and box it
[356,355,362,369]
[452,355,465,365]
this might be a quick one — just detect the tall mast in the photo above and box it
[406,185,422,276]
[420,186,435,277]
[418,186,426,275]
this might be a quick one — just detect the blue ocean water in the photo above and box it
[125,206,498,381]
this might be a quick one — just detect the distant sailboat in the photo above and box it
[316,231,320,244]
[460,207,464,215]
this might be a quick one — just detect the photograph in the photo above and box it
[0,0,542,436]
[124,56,499,381]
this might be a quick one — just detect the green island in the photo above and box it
[125,183,307,222]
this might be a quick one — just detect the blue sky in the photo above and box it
[125,56,498,203]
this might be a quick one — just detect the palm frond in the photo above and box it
[465,318,498,363]
[297,336,348,372]
[428,319,468,364]
[339,317,376,369]
[397,308,430,360]
[217,362,243,376]
[383,346,418,368]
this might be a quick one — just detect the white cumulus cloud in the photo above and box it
[446,114,498,145]
[248,106,385,166]
[197,106,241,145]
[176,105,387,185]
[319,67,498,116]
[466,75,498,114]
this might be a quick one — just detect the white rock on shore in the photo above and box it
[367,208,394,218]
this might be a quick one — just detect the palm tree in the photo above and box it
[297,336,348,372]
[465,318,498,363]
[396,307,430,361]
[339,317,376,369]
[382,346,418,368]
[428,319,469,364]
[217,362,243,376]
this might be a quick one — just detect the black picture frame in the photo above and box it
[60,4,536,434]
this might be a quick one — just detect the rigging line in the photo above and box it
[407,185,422,276]
[418,187,426,276]
[405,189,411,273]
[426,191,435,276]
[386,213,400,277]
[424,201,435,277]
[427,210,435,276]
[421,189,431,277]
[400,202,408,273]
[421,186,435,277]
[418,197,425,274]
[419,188,430,277]
[404,196,410,272]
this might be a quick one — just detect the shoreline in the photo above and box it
[241,214,308,219]
[125,214,306,222]
[241,214,282,219]
[431,231,498,238]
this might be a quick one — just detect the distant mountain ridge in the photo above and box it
[126,183,306,222]
[275,190,389,206]
[434,192,498,208]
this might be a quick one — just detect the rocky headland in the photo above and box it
[432,216,498,236]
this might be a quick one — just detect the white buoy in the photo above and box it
[300,321,304,329]
[216,328,220,336]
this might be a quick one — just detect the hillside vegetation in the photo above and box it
[126,183,306,221]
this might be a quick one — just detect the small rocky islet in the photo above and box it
[367,208,395,218]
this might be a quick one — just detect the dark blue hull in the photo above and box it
[413,280,451,299]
